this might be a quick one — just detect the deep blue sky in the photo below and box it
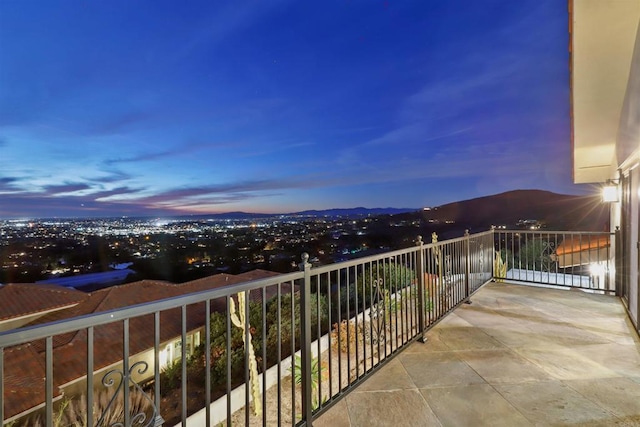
[0,1,589,218]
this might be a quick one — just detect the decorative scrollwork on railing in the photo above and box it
[97,361,159,427]
[517,239,558,273]
[540,240,557,272]
[369,278,386,344]
[443,254,453,285]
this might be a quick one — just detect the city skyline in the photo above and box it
[0,1,591,219]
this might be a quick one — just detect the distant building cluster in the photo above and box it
[0,215,402,285]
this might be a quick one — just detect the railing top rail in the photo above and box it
[496,229,614,236]
[0,270,303,348]
[310,245,419,274]
[309,229,494,275]
[431,229,494,245]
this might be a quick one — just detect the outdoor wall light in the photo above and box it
[601,180,619,203]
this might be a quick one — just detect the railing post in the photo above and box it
[614,226,622,297]
[416,236,426,342]
[299,253,313,426]
[464,230,472,304]
[490,225,496,281]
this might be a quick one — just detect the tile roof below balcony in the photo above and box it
[315,282,640,427]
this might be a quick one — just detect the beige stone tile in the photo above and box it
[420,384,533,427]
[345,389,441,427]
[466,294,532,312]
[314,398,351,427]
[435,312,474,328]
[402,332,451,353]
[432,325,507,351]
[453,304,515,328]
[517,322,612,347]
[513,347,619,380]
[398,351,485,388]
[565,377,640,418]
[480,327,576,351]
[577,342,640,378]
[456,349,553,384]
[355,358,416,392]
[496,381,617,426]
[572,317,639,345]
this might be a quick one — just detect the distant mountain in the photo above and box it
[170,190,608,230]
[294,207,416,217]
[412,189,609,231]
[172,207,418,221]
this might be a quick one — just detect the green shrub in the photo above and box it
[335,263,416,316]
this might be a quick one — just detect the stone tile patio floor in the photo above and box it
[315,282,640,427]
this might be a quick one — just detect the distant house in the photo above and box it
[36,269,135,290]
[0,269,291,423]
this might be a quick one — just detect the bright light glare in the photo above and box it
[602,185,618,203]
[589,262,605,277]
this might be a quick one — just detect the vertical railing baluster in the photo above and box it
[123,319,130,427]
[205,302,211,427]
[326,272,333,400]
[416,236,426,342]
[316,274,322,411]
[396,255,400,345]
[290,282,295,424]
[314,274,322,407]
[276,283,282,427]
[337,268,343,393]
[396,255,400,353]
[346,266,351,387]
[46,336,53,427]
[262,287,267,426]
[0,347,3,426]
[226,296,232,427]
[181,306,187,426]
[87,326,94,427]
[368,263,375,368]
[300,253,313,425]
[154,311,163,427]
[354,262,360,379]
[244,293,250,427]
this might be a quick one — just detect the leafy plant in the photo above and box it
[334,263,416,316]
[291,354,326,411]
[17,388,153,427]
[265,291,328,363]
[160,358,183,392]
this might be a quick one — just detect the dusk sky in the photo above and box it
[0,1,591,219]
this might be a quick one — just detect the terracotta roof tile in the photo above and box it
[0,283,87,321]
[555,235,610,256]
[3,343,51,420]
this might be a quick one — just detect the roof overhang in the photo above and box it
[570,0,640,183]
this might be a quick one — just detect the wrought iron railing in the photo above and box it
[0,229,613,426]
[493,229,614,293]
